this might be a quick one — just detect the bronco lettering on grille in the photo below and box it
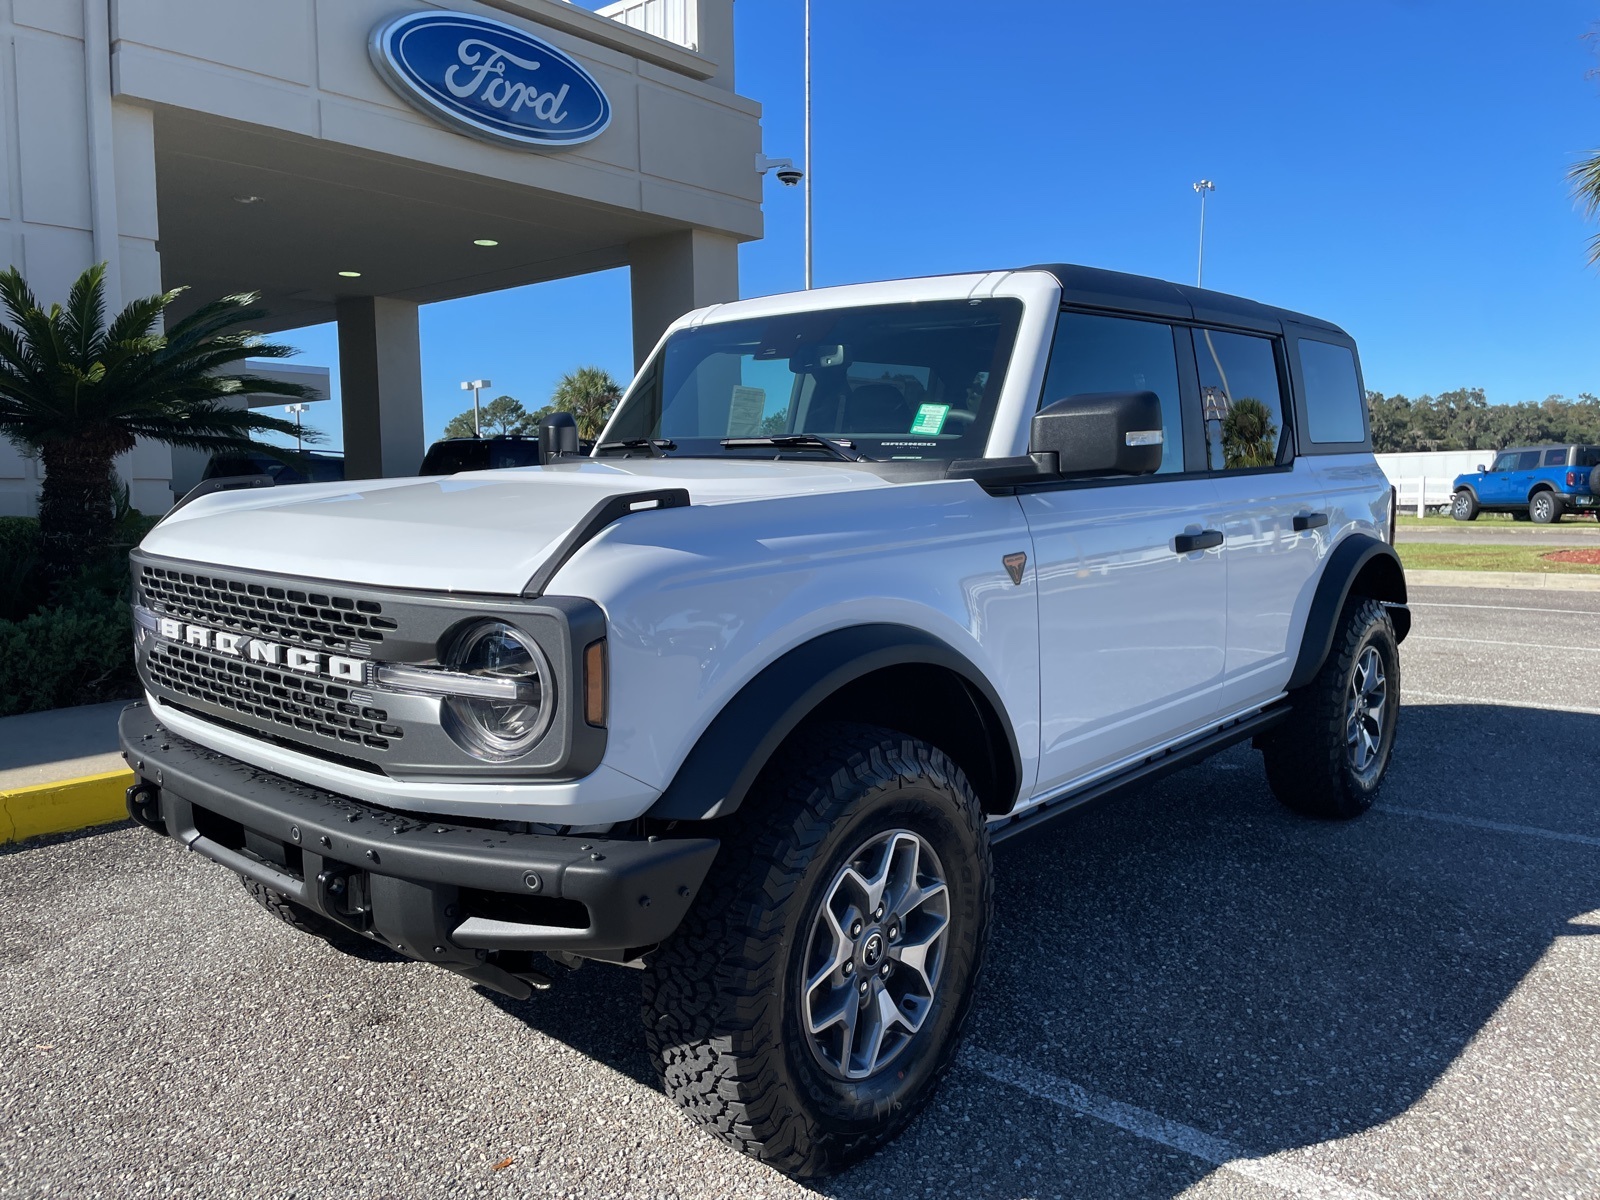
[156,618,366,683]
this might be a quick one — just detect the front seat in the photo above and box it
[843,382,912,433]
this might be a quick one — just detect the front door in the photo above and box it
[1023,311,1228,799]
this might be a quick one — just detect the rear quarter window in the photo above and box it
[1297,339,1367,445]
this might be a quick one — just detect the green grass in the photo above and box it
[1395,543,1600,574]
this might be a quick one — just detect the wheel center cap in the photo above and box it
[861,931,885,968]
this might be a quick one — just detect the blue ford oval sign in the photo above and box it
[369,11,611,149]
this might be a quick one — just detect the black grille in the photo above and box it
[139,564,397,654]
[145,642,404,751]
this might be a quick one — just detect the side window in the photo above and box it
[1194,328,1287,471]
[1040,312,1184,474]
[1516,450,1541,471]
[1491,452,1517,472]
[1544,448,1567,467]
[1298,339,1366,444]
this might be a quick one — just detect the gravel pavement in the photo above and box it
[3,583,1598,1199]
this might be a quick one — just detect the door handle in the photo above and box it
[1293,512,1328,532]
[1174,529,1224,554]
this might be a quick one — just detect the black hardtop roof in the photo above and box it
[1025,263,1351,339]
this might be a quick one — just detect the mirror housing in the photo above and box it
[1030,391,1165,478]
[1476,464,1486,473]
[539,411,580,461]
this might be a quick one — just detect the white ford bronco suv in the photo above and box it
[120,265,1408,1177]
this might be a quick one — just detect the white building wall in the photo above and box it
[0,0,167,517]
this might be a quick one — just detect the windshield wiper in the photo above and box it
[720,434,870,462]
[595,438,676,458]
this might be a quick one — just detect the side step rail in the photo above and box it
[989,703,1290,844]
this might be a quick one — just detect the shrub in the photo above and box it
[0,587,136,716]
[0,513,152,714]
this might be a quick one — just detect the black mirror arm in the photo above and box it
[946,452,1060,490]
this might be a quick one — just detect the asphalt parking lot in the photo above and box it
[3,583,1599,1200]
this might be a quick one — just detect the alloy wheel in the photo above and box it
[1345,646,1387,775]
[800,828,951,1081]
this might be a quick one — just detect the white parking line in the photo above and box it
[1404,689,1600,717]
[1409,601,1600,616]
[964,1047,1388,1200]
[1376,805,1600,849]
[1410,634,1600,653]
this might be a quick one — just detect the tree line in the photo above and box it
[443,365,622,441]
[1366,389,1600,454]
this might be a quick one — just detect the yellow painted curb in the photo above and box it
[0,768,134,845]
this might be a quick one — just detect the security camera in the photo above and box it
[756,154,804,187]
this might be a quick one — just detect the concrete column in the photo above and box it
[690,0,736,91]
[628,229,739,368]
[336,297,425,480]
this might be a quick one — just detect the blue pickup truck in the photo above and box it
[1451,444,1600,524]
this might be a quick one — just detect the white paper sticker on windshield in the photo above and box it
[727,386,766,436]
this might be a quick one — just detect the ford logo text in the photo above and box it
[369,11,611,149]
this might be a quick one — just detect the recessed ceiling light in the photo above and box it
[337,270,362,278]
[473,238,499,247]
[233,194,264,204]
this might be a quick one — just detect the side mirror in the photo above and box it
[539,411,580,462]
[1476,464,1486,473]
[1030,391,1164,478]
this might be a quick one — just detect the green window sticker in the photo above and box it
[909,403,950,435]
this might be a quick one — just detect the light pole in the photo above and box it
[460,378,491,437]
[284,403,311,452]
[1192,179,1215,287]
[803,0,813,288]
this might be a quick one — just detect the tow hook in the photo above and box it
[315,866,372,930]
[125,781,166,835]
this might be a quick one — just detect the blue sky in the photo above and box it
[282,1,1600,451]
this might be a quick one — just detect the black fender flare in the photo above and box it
[1452,483,1479,502]
[646,624,1021,822]
[1287,535,1411,691]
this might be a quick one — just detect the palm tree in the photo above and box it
[551,366,622,441]
[1220,396,1279,469]
[1572,150,1600,264]
[0,263,316,580]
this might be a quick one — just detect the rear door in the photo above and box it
[1507,449,1542,504]
[1190,325,1328,709]
[1020,310,1228,797]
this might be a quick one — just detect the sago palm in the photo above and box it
[551,365,623,441]
[0,263,316,579]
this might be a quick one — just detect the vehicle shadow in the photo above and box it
[479,964,658,1090]
[480,702,1600,1198]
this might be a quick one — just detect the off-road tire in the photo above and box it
[641,722,992,1179]
[239,874,367,949]
[1530,490,1562,524]
[1261,598,1400,819]
[1451,490,1478,521]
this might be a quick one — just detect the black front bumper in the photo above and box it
[119,703,717,993]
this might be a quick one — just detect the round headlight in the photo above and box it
[441,621,554,761]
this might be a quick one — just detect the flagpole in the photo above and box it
[804,0,813,289]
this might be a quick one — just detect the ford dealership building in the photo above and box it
[0,0,761,515]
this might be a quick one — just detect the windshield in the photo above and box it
[603,298,1024,461]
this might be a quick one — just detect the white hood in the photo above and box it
[141,458,900,594]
